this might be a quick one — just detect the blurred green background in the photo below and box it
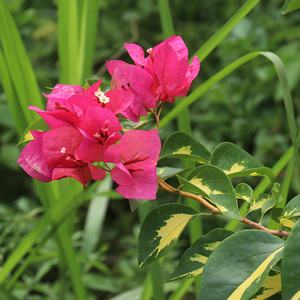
[0,0,299,299]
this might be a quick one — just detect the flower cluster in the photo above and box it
[17,35,200,199]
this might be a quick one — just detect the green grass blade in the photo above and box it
[0,181,100,284]
[259,52,300,184]
[82,177,112,253]
[77,0,100,84]
[57,0,79,84]
[160,52,260,129]
[193,0,260,62]
[158,0,175,38]
[0,0,43,125]
[0,47,26,136]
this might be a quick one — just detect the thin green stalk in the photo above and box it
[193,0,260,62]
[57,0,79,84]
[158,0,175,37]
[168,278,194,300]
[77,0,99,84]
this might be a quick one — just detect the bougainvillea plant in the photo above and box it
[17,35,300,299]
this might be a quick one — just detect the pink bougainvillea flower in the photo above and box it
[110,129,161,199]
[44,83,85,111]
[18,126,106,188]
[109,35,200,106]
[33,79,134,128]
[106,60,157,122]
[17,130,53,182]
[78,106,122,162]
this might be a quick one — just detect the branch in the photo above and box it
[157,177,290,238]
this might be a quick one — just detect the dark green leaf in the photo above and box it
[177,165,241,220]
[156,167,187,181]
[198,230,284,300]
[282,219,300,299]
[159,132,211,164]
[138,204,199,267]
[235,183,253,203]
[279,194,300,229]
[210,142,275,181]
[167,228,233,281]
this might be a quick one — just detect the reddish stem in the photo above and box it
[157,177,290,238]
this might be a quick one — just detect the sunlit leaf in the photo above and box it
[210,142,275,181]
[235,183,253,203]
[247,194,272,215]
[156,167,187,181]
[167,228,233,281]
[17,117,50,146]
[279,194,300,229]
[177,165,241,220]
[198,230,284,300]
[159,132,211,164]
[280,0,300,14]
[282,219,300,300]
[261,196,277,223]
[251,270,281,300]
[138,204,200,267]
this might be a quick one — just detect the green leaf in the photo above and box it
[279,194,300,229]
[210,142,275,181]
[159,132,211,164]
[260,196,276,223]
[281,0,300,14]
[282,219,300,299]
[251,270,281,300]
[138,204,200,267]
[129,199,149,212]
[17,117,50,146]
[177,165,241,220]
[156,167,186,181]
[235,183,253,203]
[167,229,233,282]
[260,183,282,223]
[198,230,284,300]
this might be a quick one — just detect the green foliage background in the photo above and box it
[0,0,299,299]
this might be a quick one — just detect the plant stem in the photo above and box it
[157,177,290,238]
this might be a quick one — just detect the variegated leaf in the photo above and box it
[251,270,281,300]
[282,218,300,300]
[210,142,275,181]
[177,165,241,220]
[279,194,300,229]
[156,167,186,181]
[260,196,276,223]
[167,229,233,282]
[235,183,253,203]
[138,204,199,267]
[159,131,211,164]
[198,230,284,300]
[247,194,272,215]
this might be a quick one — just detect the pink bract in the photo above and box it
[110,129,161,199]
[123,35,200,103]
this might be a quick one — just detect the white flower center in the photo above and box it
[94,91,110,104]
[60,147,67,154]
